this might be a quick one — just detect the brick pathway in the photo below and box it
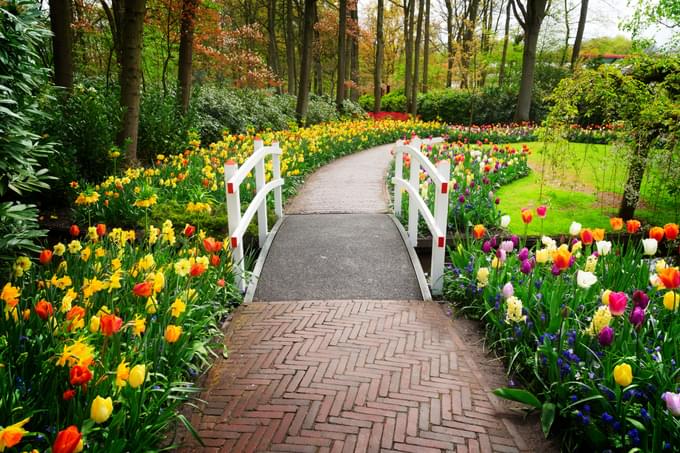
[183,301,541,453]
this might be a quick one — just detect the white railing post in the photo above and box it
[225,161,245,292]
[254,139,268,248]
[407,138,422,247]
[430,159,451,295]
[272,142,283,219]
[394,140,404,217]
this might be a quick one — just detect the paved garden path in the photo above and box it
[182,144,551,452]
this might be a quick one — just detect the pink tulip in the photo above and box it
[662,392,680,416]
[608,292,628,316]
[537,205,547,218]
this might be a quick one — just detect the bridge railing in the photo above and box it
[224,139,284,291]
[392,137,450,295]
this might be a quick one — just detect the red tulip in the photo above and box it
[35,300,54,320]
[96,223,107,237]
[203,237,222,253]
[626,219,641,234]
[69,225,80,237]
[39,249,53,265]
[69,365,92,386]
[53,425,82,453]
[183,224,196,237]
[62,389,76,401]
[210,254,221,266]
[580,228,594,245]
[132,281,153,298]
[190,263,206,277]
[521,209,533,224]
[536,205,547,218]
[664,223,679,241]
[659,267,680,290]
[100,313,123,336]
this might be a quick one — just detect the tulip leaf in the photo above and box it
[493,387,542,409]
[540,402,556,437]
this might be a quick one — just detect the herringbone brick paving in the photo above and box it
[182,300,543,452]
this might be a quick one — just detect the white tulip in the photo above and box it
[642,238,658,256]
[500,215,511,228]
[596,240,612,256]
[569,222,582,236]
[577,270,598,289]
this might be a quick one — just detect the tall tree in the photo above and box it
[49,0,74,90]
[498,0,511,86]
[409,0,424,115]
[285,0,296,94]
[296,0,316,120]
[177,0,198,113]
[349,1,359,101]
[403,0,414,111]
[267,0,281,81]
[313,4,322,95]
[373,0,384,112]
[336,0,347,108]
[444,0,454,87]
[511,0,550,121]
[461,0,481,88]
[571,0,589,68]
[421,0,430,93]
[117,0,147,163]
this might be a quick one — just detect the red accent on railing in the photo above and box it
[230,237,238,248]
[438,236,445,248]
[441,182,448,194]
[227,182,234,194]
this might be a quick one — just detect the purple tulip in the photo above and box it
[500,241,514,253]
[551,264,561,276]
[490,236,498,248]
[629,306,645,328]
[511,235,520,248]
[598,326,614,347]
[482,241,492,254]
[453,182,459,190]
[497,249,507,262]
[662,392,680,416]
[464,188,471,196]
[469,181,475,189]
[458,195,465,203]
[518,247,529,261]
[495,198,501,205]
[520,259,533,275]
[633,290,649,309]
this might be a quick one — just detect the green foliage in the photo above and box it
[0,0,55,197]
[381,90,407,112]
[147,200,227,237]
[358,93,374,111]
[0,202,45,272]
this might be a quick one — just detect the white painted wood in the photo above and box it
[272,142,283,219]
[254,140,268,247]
[407,138,421,247]
[431,159,451,295]
[394,140,404,217]
[225,161,245,292]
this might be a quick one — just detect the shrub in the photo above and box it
[340,98,366,119]
[381,90,407,112]
[305,94,339,124]
[138,87,194,162]
[358,94,374,111]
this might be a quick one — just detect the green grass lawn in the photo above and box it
[496,142,679,236]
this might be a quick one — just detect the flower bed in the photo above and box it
[396,139,531,233]
[444,213,680,450]
[72,119,450,232]
[0,223,240,451]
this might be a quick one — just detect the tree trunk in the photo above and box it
[117,0,146,163]
[619,138,649,219]
[336,0,347,109]
[296,0,316,121]
[285,0,297,94]
[444,0,453,88]
[571,0,588,68]
[373,0,384,112]
[267,0,281,79]
[313,5,322,95]
[349,1,359,102]
[513,0,549,121]
[422,0,430,93]
[177,0,198,113]
[404,0,414,112]
[461,0,480,88]
[410,0,424,115]
[560,0,570,66]
[499,0,511,86]
[49,0,74,90]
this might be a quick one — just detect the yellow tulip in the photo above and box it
[89,315,100,333]
[90,395,113,423]
[601,289,612,305]
[664,291,678,311]
[613,363,633,387]
[129,364,146,389]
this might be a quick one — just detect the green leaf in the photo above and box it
[540,402,556,437]
[492,388,542,409]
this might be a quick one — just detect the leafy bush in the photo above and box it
[381,90,407,112]
[358,94,374,111]
[340,98,366,119]
[0,0,55,272]
[304,94,339,125]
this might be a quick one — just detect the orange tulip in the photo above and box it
[53,425,81,453]
[472,224,486,240]
[190,263,206,277]
[203,237,223,253]
[659,267,680,290]
[552,248,572,270]
[0,418,30,450]
[593,228,605,242]
[69,225,80,237]
[210,254,221,266]
[100,314,123,336]
[39,249,53,265]
[132,281,153,298]
[521,209,533,224]
[609,217,624,231]
[664,223,679,241]
[626,220,641,234]
[69,365,92,386]
[66,306,86,321]
[580,228,594,245]
[164,325,182,343]
[649,227,664,242]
